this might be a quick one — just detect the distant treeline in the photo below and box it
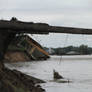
[44,45,92,55]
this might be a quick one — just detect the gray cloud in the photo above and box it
[0,0,92,47]
[0,0,92,12]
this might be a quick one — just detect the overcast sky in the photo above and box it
[1,0,92,47]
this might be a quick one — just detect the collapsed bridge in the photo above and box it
[1,18,92,92]
[0,18,92,64]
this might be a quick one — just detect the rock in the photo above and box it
[53,69,64,79]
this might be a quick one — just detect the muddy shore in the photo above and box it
[0,66,46,92]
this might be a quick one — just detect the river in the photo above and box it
[5,55,92,92]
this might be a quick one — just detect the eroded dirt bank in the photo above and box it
[0,66,46,92]
[4,51,31,63]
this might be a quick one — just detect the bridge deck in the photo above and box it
[0,20,92,35]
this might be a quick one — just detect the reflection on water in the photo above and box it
[5,55,92,92]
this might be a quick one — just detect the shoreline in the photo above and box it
[0,67,46,92]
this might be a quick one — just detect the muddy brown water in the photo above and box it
[5,55,92,92]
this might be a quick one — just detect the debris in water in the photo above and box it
[53,69,64,79]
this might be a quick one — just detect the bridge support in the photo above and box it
[0,31,16,69]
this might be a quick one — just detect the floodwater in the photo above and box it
[5,55,92,92]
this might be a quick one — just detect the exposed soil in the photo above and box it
[0,66,46,92]
[4,51,31,63]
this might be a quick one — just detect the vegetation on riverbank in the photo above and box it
[44,44,92,55]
